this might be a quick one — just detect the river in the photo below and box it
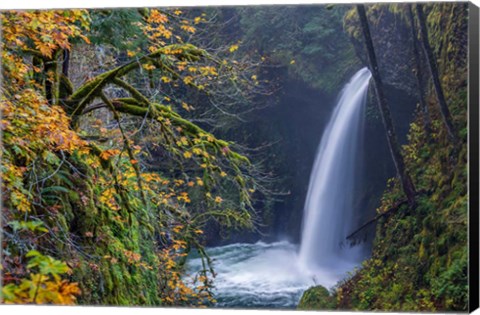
[186,241,356,309]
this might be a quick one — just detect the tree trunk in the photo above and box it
[62,49,70,77]
[407,4,432,138]
[415,4,456,141]
[356,4,417,207]
[44,60,54,105]
[44,50,61,105]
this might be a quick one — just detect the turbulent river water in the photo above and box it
[186,68,373,309]
[186,241,356,309]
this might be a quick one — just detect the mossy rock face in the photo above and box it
[297,285,336,311]
[344,5,417,97]
[336,3,469,311]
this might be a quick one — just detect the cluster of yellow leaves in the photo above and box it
[176,136,190,147]
[100,149,121,160]
[2,92,88,214]
[90,139,235,307]
[1,10,90,201]
[177,192,191,203]
[180,24,196,34]
[198,132,216,143]
[150,9,169,24]
[142,172,162,183]
[123,250,142,264]
[198,66,218,77]
[138,8,251,110]
[139,8,221,93]
[183,76,194,85]
[4,173,31,213]
[157,225,215,307]
[193,15,206,25]
[2,275,81,305]
[142,63,156,71]
[144,9,199,49]
[0,52,30,86]
[2,251,81,305]
[143,9,173,48]
[1,10,90,58]
[3,91,87,154]
[158,236,193,305]
[181,101,195,112]
[92,141,212,214]
[99,187,120,211]
[402,122,425,165]
[1,10,89,305]
[1,7,253,308]
[229,43,239,53]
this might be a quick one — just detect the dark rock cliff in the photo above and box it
[344,5,418,97]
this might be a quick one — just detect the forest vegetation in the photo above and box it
[0,2,471,311]
[299,3,469,311]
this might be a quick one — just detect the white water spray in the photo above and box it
[186,68,372,308]
[299,67,372,271]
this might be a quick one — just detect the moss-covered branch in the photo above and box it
[67,44,206,126]
[112,78,150,106]
[110,100,250,165]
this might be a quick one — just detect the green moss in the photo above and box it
[336,3,468,312]
[298,285,337,310]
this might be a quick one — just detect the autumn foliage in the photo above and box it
[1,8,257,306]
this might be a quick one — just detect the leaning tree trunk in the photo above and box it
[356,4,417,207]
[415,4,456,142]
[407,4,432,138]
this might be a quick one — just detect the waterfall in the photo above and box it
[185,68,374,307]
[299,67,372,271]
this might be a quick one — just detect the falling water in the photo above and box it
[299,67,372,272]
[186,68,372,308]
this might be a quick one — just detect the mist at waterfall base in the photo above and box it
[186,68,373,309]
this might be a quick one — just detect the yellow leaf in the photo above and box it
[180,25,196,34]
[183,76,194,85]
[100,149,120,160]
[192,148,202,155]
[229,44,239,53]
[143,63,156,71]
[181,102,190,111]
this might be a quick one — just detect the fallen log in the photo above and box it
[346,199,408,241]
